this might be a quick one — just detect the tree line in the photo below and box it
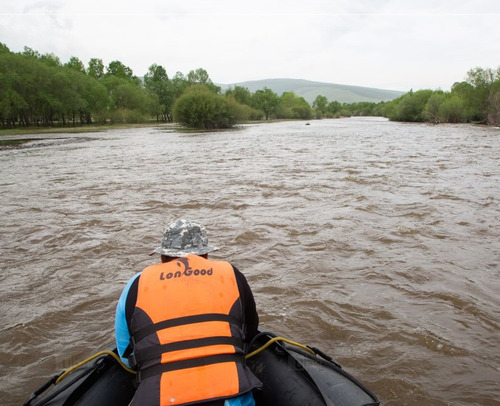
[0,43,313,129]
[312,67,500,126]
[1,43,499,129]
[383,67,500,125]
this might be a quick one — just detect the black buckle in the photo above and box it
[128,352,137,368]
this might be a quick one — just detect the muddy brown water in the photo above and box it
[1,118,499,405]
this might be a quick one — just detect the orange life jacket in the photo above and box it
[129,255,260,406]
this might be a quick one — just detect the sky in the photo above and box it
[1,0,500,92]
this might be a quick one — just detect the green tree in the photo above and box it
[438,94,467,123]
[291,102,313,120]
[107,79,154,123]
[88,58,105,79]
[171,72,190,99]
[57,68,109,125]
[0,87,27,127]
[1,51,36,126]
[225,96,262,122]
[386,89,433,122]
[312,95,328,118]
[326,100,342,117]
[64,56,86,74]
[424,91,447,123]
[0,42,10,54]
[0,52,29,127]
[276,92,313,119]
[487,79,500,125]
[106,60,136,82]
[21,46,41,59]
[1,45,145,127]
[347,102,379,116]
[173,85,234,129]
[225,86,253,106]
[81,75,109,123]
[465,66,500,124]
[144,63,175,122]
[40,53,61,67]
[186,68,220,93]
[252,87,279,120]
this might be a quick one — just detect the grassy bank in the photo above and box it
[0,122,178,137]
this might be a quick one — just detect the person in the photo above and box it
[115,219,261,406]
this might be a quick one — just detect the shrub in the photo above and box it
[173,85,234,129]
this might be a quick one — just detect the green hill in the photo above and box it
[221,78,404,104]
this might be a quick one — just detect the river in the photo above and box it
[1,117,499,405]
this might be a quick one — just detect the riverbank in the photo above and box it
[0,122,186,149]
[0,122,178,137]
[0,119,303,141]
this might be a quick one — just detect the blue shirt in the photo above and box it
[115,272,141,365]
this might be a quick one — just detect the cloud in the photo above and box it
[1,0,500,91]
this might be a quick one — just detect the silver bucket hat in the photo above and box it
[150,219,218,257]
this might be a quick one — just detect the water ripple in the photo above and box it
[1,119,500,405]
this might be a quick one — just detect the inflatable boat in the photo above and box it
[24,331,379,406]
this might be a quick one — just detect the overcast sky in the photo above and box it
[1,0,499,91]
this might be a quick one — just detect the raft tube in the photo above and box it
[25,331,379,406]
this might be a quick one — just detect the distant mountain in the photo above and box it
[220,78,404,104]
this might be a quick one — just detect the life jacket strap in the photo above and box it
[132,313,241,344]
[136,353,245,382]
[129,336,244,367]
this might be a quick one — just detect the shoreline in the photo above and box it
[0,122,177,137]
[0,118,309,139]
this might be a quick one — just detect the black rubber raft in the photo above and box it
[24,331,380,406]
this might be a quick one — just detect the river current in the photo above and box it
[1,117,499,405]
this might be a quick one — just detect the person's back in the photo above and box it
[115,219,261,406]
